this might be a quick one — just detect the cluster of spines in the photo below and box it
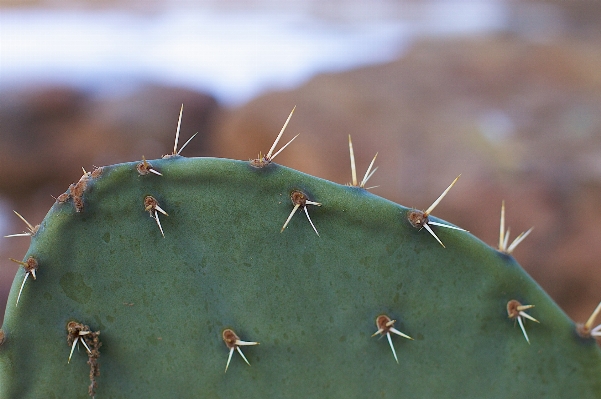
[3,106,601,396]
[67,321,101,397]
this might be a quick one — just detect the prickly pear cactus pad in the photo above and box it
[1,156,601,398]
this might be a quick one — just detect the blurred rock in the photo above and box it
[211,35,601,322]
[522,0,601,39]
[0,84,218,201]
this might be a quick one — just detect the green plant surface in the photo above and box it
[1,156,600,398]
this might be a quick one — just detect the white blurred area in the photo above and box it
[0,0,509,105]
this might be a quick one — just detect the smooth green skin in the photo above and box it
[1,157,600,398]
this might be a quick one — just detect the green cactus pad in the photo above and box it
[1,157,600,398]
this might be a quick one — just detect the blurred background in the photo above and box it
[1,0,601,326]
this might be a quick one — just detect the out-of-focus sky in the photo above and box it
[0,0,517,105]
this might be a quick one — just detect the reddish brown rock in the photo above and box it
[0,84,217,200]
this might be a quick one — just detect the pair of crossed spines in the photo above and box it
[506,300,539,344]
[509,299,601,344]
[504,298,601,345]
[137,103,198,176]
[67,321,99,364]
[408,179,535,251]
[250,106,299,168]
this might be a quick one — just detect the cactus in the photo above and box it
[1,109,600,398]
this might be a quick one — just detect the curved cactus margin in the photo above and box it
[1,110,601,399]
